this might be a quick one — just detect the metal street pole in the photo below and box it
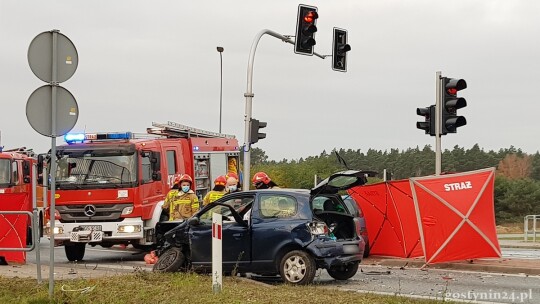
[435,71,442,176]
[242,29,327,191]
[217,47,224,133]
[49,30,58,298]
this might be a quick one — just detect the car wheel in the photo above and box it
[279,250,316,285]
[100,243,113,248]
[65,242,86,261]
[153,247,185,272]
[363,242,370,258]
[327,261,359,280]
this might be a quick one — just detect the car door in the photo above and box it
[189,193,254,271]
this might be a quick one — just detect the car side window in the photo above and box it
[199,195,254,223]
[259,194,297,218]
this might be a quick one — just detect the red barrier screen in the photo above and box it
[0,193,30,263]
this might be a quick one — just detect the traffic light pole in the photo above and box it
[243,29,326,191]
[435,71,442,176]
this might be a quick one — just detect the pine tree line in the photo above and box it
[249,144,540,223]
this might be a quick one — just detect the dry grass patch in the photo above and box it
[0,271,451,304]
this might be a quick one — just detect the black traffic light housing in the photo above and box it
[442,77,467,134]
[416,105,436,136]
[295,4,318,56]
[249,118,267,144]
[332,27,351,72]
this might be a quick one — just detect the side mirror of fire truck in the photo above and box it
[23,160,31,183]
[150,151,161,181]
[37,153,48,185]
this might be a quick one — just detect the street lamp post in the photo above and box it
[217,46,224,133]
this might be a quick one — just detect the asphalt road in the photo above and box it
[26,239,540,303]
[314,265,540,304]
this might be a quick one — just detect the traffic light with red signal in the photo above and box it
[442,77,467,134]
[295,4,318,55]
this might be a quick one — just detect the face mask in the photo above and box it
[228,185,237,192]
[181,186,190,193]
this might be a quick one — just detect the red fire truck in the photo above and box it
[44,121,240,261]
[0,147,44,238]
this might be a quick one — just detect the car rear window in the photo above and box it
[311,196,350,214]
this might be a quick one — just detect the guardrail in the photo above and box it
[524,214,540,242]
[0,211,35,251]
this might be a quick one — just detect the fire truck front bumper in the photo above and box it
[46,218,145,243]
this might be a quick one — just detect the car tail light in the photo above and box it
[353,218,362,237]
[308,221,329,236]
[44,207,61,220]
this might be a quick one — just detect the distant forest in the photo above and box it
[248,144,540,223]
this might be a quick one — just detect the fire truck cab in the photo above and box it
[45,122,240,261]
[0,147,44,239]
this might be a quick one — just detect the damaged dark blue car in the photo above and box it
[153,170,367,285]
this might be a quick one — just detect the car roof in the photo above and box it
[239,188,311,196]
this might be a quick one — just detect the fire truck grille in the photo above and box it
[57,204,133,222]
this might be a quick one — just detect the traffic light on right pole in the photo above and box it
[441,77,467,134]
[332,27,351,72]
[249,118,267,144]
[294,4,318,55]
[416,105,436,136]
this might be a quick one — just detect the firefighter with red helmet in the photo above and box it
[162,174,199,221]
[203,175,227,206]
[252,172,279,189]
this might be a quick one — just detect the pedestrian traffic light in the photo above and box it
[441,77,467,135]
[249,118,267,144]
[416,105,435,136]
[295,4,318,56]
[332,27,351,72]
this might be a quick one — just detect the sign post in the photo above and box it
[26,29,79,298]
[212,212,222,293]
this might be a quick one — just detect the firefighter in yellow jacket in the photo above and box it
[202,175,227,206]
[162,174,199,221]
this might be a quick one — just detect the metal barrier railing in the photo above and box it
[524,214,540,242]
[0,211,35,251]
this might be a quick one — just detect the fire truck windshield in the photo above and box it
[55,150,137,189]
[0,159,11,186]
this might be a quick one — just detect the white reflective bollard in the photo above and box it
[212,213,222,293]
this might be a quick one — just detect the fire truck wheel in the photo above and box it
[153,247,185,272]
[65,242,86,261]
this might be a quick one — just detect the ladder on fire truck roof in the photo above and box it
[147,121,236,139]
[1,147,36,157]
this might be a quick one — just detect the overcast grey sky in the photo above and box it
[1,0,539,161]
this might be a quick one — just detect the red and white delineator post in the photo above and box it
[212,213,222,293]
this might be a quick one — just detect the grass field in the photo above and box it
[0,271,451,304]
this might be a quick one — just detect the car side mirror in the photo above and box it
[188,217,200,226]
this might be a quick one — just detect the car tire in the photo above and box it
[279,250,316,285]
[153,247,185,272]
[327,261,359,280]
[363,242,370,258]
[65,242,86,261]
[100,243,114,248]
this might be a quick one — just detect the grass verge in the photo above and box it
[0,271,451,304]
